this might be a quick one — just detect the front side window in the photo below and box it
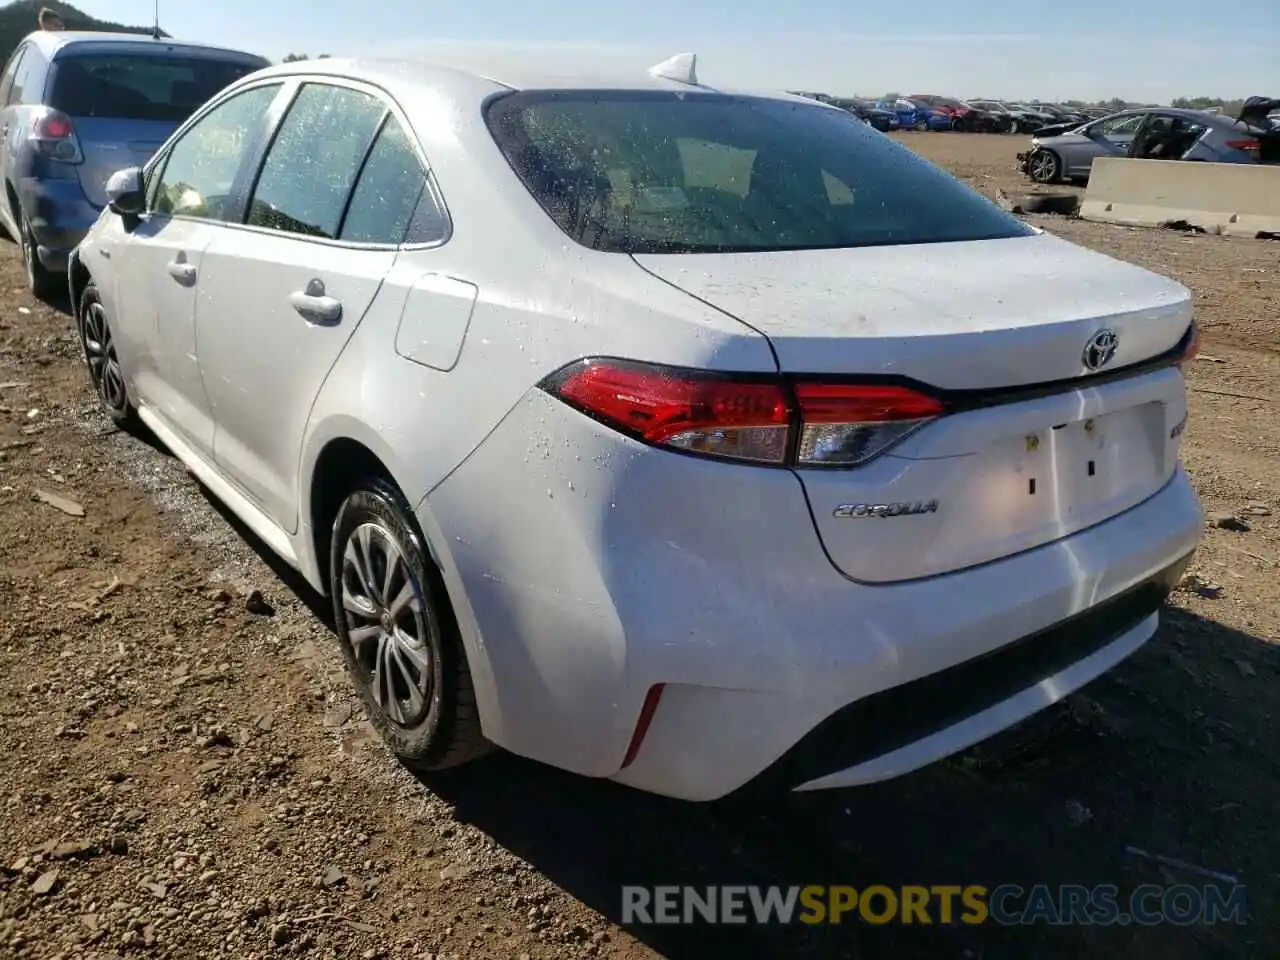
[47,53,264,121]
[1090,114,1145,138]
[246,83,386,239]
[152,83,282,221]
[485,91,1033,254]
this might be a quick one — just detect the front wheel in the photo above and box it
[1027,148,1062,184]
[329,479,490,772]
[77,282,138,428]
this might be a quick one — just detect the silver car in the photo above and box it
[1020,107,1267,184]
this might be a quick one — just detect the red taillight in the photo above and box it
[36,114,74,139]
[793,382,944,423]
[550,359,791,463]
[31,109,81,162]
[542,359,946,468]
[1225,138,1260,152]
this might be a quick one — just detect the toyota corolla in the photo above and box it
[68,53,1202,801]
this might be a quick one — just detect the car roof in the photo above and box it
[1103,106,1237,124]
[245,54,844,110]
[25,29,268,63]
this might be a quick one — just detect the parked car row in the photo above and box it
[795,91,1111,134]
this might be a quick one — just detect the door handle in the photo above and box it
[166,259,196,285]
[290,278,342,325]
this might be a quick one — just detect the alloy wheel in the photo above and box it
[1029,150,1059,183]
[80,300,128,412]
[339,521,434,727]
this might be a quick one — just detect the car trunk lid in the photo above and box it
[634,232,1194,582]
[70,118,174,208]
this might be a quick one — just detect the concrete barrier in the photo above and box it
[1079,157,1280,238]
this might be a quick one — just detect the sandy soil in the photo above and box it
[1,131,1276,960]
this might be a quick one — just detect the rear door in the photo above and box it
[196,79,413,533]
[43,47,264,208]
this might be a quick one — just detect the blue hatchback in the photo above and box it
[0,30,267,298]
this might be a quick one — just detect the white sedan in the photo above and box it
[69,52,1203,802]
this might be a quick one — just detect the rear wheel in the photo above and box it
[329,479,490,772]
[21,216,59,301]
[77,282,138,428]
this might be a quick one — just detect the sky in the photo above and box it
[87,0,1275,103]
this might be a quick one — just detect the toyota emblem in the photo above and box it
[1082,329,1119,372]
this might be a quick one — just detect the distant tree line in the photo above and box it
[1171,96,1247,116]
[0,0,166,64]
[283,53,331,62]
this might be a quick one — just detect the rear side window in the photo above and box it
[246,83,386,239]
[47,53,262,121]
[485,91,1033,254]
[339,116,431,244]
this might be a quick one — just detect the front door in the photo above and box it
[115,81,284,458]
[1077,113,1146,178]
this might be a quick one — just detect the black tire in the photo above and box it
[1027,148,1063,184]
[1013,193,1080,216]
[329,479,489,772]
[77,282,139,428]
[20,215,59,301]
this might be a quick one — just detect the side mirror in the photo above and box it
[106,166,145,217]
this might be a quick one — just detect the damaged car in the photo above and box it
[1018,106,1280,184]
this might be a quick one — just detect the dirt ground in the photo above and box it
[1,132,1277,960]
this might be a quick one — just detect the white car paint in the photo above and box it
[70,55,1203,802]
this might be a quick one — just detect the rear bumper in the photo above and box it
[18,177,100,273]
[422,389,1204,802]
[769,551,1189,792]
[610,469,1200,800]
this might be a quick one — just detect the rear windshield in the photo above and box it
[47,54,262,122]
[484,91,1033,254]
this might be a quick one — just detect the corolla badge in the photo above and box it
[833,500,938,519]
[1082,329,1120,371]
